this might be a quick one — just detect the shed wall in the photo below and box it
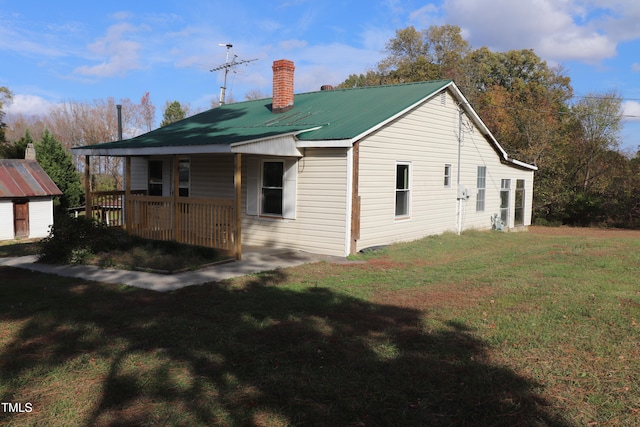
[0,200,13,240]
[28,198,55,238]
[0,197,54,240]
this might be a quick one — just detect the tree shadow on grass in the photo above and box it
[0,266,571,426]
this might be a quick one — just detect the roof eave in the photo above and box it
[72,144,233,157]
[450,84,537,171]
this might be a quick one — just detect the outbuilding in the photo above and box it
[0,158,62,240]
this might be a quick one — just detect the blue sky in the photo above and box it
[1,0,639,152]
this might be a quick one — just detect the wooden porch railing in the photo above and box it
[90,191,236,253]
[126,195,235,253]
[90,190,146,227]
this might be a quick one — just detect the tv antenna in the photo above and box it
[210,43,258,105]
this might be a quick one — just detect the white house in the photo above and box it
[73,59,536,258]
[0,159,62,241]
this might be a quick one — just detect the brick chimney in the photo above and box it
[272,59,295,113]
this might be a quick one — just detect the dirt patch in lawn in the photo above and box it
[372,282,497,311]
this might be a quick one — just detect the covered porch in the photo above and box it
[83,153,243,260]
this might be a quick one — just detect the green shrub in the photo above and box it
[39,213,221,267]
[39,214,133,264]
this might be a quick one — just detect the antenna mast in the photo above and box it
[210,43,258,105]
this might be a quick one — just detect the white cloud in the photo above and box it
[442,0,618,63]
[633,63,640,72]
[6,94,55,116]
[408,4,440,26]
[73,23,143,78]
[279,39,308,50]
[0,20,68,58]
[622,101,640,122]
[594,1,640,41]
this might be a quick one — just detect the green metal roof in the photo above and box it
[80,80,452,151]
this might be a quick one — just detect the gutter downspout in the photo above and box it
[456,105,464,236]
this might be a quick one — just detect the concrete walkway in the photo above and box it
[0,247,358,292]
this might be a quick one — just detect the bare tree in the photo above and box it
[571,91,623,190]
[138,92,156,132]
[45,95,152,190]
[4,113,47,143]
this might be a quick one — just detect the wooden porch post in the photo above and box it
[234,153,242,260]
[84,155,92,219]
[172,155,180,242]
[124,156,131,230]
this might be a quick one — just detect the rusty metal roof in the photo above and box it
[0,159,62,198]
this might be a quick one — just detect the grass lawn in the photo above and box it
[0,228,639,426]
[0,240,41,258]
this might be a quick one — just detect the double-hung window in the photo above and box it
[395,162,411,217]
[148,160,163,196]
[444,164,452,187]
[246,158,297,219]
[178,159,190,197]
[261,161,284,216]
[476,166,486,212]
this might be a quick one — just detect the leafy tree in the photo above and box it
[376,25,470,84]
[0,128,33,159]
[36,129,83,209]
[0,86,12,144]
[160,100,187,127]
[339,25,639,228]
[338,70,390,88]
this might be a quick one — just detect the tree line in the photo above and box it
[339,25,640,228]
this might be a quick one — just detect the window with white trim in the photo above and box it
[246,158,297,219]
[500,179,510,225]
[261,161,284,216]
[476,166,486,212]
[395,162,411,217]
[444,164,452,187]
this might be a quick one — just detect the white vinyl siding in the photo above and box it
[242,148,348,256]
[356,88,535,252]
[130,157,148,191]
[191,154,235,199]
